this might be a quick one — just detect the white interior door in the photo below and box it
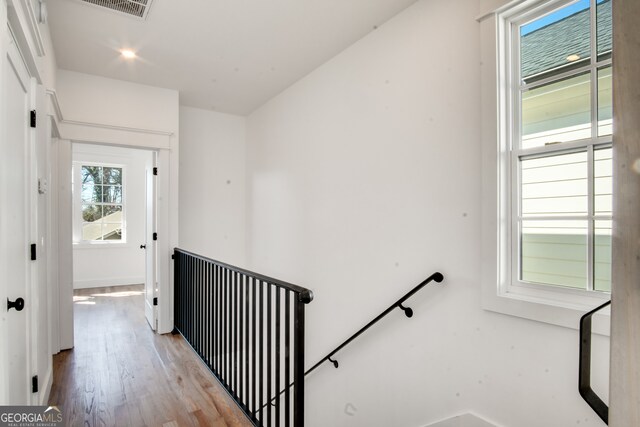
[144,154,157,330]
[1,28,33,404]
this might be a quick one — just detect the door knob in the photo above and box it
[7,297,24,312]
[140,244,146,249]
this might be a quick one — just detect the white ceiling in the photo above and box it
[47,0,419,115]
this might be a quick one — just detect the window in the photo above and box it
[508,0,612,295]
[479,0,613,328]
[78,165,125,242]
[508,0,612,298]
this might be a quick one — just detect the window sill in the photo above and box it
[481,279,611,336]
[73,241,132,249]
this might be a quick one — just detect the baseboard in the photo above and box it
[424,412,500,427]
[39,364,53,406]
[73,277,145,289]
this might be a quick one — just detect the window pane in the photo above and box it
[82,221,103,241]
[102,223,122,240]
[594,220,612,292]
[521,152,588,217]
[520,0,590,80]
[81,166,102,185]
[79,164,125,242]
[521,220,587,288]
[81,184,102,203]
[597,0,612,59]
[82,204,103,222]
[103,167,122,185]
[597,67,612,136]
[522,73,592,149]
[103,185,122,203]
[102,205,122,220]
[103,231,122,240]
[594,147,612,215]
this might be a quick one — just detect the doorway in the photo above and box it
[70,143,158,331]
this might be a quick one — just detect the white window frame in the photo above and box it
[73,162,127,246]
[480,0,611,333]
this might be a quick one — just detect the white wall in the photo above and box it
[179,107,246,266]
[57,69,177,133]
[72,143,152,289]
[245,0,609,426]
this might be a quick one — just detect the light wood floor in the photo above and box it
[49,284,253,427]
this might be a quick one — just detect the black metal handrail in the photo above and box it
[305,271,444,375]
[259,271,444,411]
[579,300,610,425]
[173,248,313,427]
[176,248,314,302]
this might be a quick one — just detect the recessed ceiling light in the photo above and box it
[566,54,581,62]
[121,49,137,59]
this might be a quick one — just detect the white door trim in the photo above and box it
[144,151,158,331]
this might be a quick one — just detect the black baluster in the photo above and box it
[181,253,185,334]
[200,259,204,357]
[213,264,218,374]
[275,288,281,427]
[245,274,250,411]
[223,267,227,386]
[191,256,195,346]
[237,274,244,402]
[284,291,291,427]
[181,252,185,334]
[207,262,212,367]
[218,265,222,377]
[187,255,191,344]
[234,271,239,398]
[293,297,305,427]
[174,252,179,332]
[197,258,201,355]
[267,284,272,427]
[252,277,257,416]
[258,280,264,423]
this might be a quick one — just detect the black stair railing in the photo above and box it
[305,271,444,375]
[579,300,610,425]
[173,248,313,427]
[260,271,444,411]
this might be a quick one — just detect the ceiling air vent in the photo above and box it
[80,0,154,20]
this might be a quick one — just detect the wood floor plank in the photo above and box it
[49,284,253,427]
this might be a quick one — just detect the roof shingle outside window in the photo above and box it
[521,0,611,80]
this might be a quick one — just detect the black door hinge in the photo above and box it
[153,232,158,241]
[171,254,175,260]
[32,375,38,393]
[153,167,158,176]
[30,110,36,128]
[153,297,158,306]
[30,244,36,261]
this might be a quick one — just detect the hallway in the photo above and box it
[48,285,252,427]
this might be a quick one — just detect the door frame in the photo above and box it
[144,152,158,330]
[65,141,166,335]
